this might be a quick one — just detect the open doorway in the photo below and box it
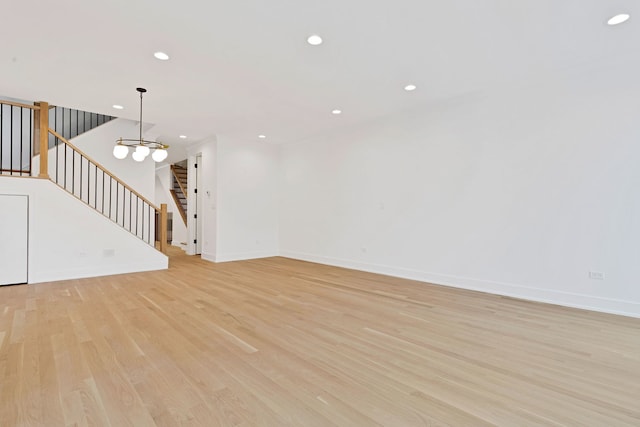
[194,154,203,255]
[187,154,203,256]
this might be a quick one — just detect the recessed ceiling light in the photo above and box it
[179,135,187,139]
[404,84,417,92]
[154,51,170,60]
[112,104,124,110]
[258,135,267,139]
[307,35,323,46]
[607,14,630,26]
[331,109,342,115]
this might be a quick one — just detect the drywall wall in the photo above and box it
[0,177,167,283]
[279,70,640,317]
[200,137,279,262]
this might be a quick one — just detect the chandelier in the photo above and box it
[113,87,169,162]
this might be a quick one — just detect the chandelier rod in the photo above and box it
[137,87,147,145]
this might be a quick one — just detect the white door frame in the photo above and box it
[186,153,203,255]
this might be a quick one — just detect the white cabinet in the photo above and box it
[0,194,28,285]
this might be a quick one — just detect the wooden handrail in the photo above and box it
[170,165,188,200]
[47,129,160,212]
[0,100,40,110]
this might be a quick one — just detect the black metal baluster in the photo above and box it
[76,109,79,137]
[19,107,23,175]
[86,157,90,204]
[29,109,32,175]
[10,106,13,175]
[64,138,67,188]
[62,144,67,190]
[109,177,112,219]
[87,160,90,198]
[123,188,127,228]
[55,135,59,183]
[136,196,139,236]
[94,165,97,209]
[115,181,119,224]
[79,154,83,200]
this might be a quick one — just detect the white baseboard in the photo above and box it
[203,250,278,263]
[280,250,640,319]
[171,241,187,251]
[29,259,169,284]
[201,251,216,263]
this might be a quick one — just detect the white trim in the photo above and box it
[171,241,187,250]
[201,251,216,262]
[29,260,167,284]
[208,251,278,263]
[280,250,640,319]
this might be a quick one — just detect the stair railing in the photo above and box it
[0,98,167,253]
[0,100,37,176]
[47,129,167,252]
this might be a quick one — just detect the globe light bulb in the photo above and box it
[136,145,150,157]
[152,149,168,162]
[132,151,145,162]
[113,144,128,159]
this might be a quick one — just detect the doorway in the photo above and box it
[186,153,204,257]
[0,194,28,285]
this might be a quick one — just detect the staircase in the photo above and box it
[170,164,188,225]
[0,97,168,253]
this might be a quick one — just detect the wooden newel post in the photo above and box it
[159,203,168,254]
[34,101,49,178]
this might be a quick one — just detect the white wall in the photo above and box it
[279,74,640,317]
[155,165,188,247]
[215,138,280,262]
[190,137,279,262]
[0,177,167,283]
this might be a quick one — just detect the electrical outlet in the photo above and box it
[589,271,605,280]
[103,249,115,258]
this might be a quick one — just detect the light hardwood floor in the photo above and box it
[1,248,639,426]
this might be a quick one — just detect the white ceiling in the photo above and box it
[1,0,638,147]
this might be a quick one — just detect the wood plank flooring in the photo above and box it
[1,247,639,426]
